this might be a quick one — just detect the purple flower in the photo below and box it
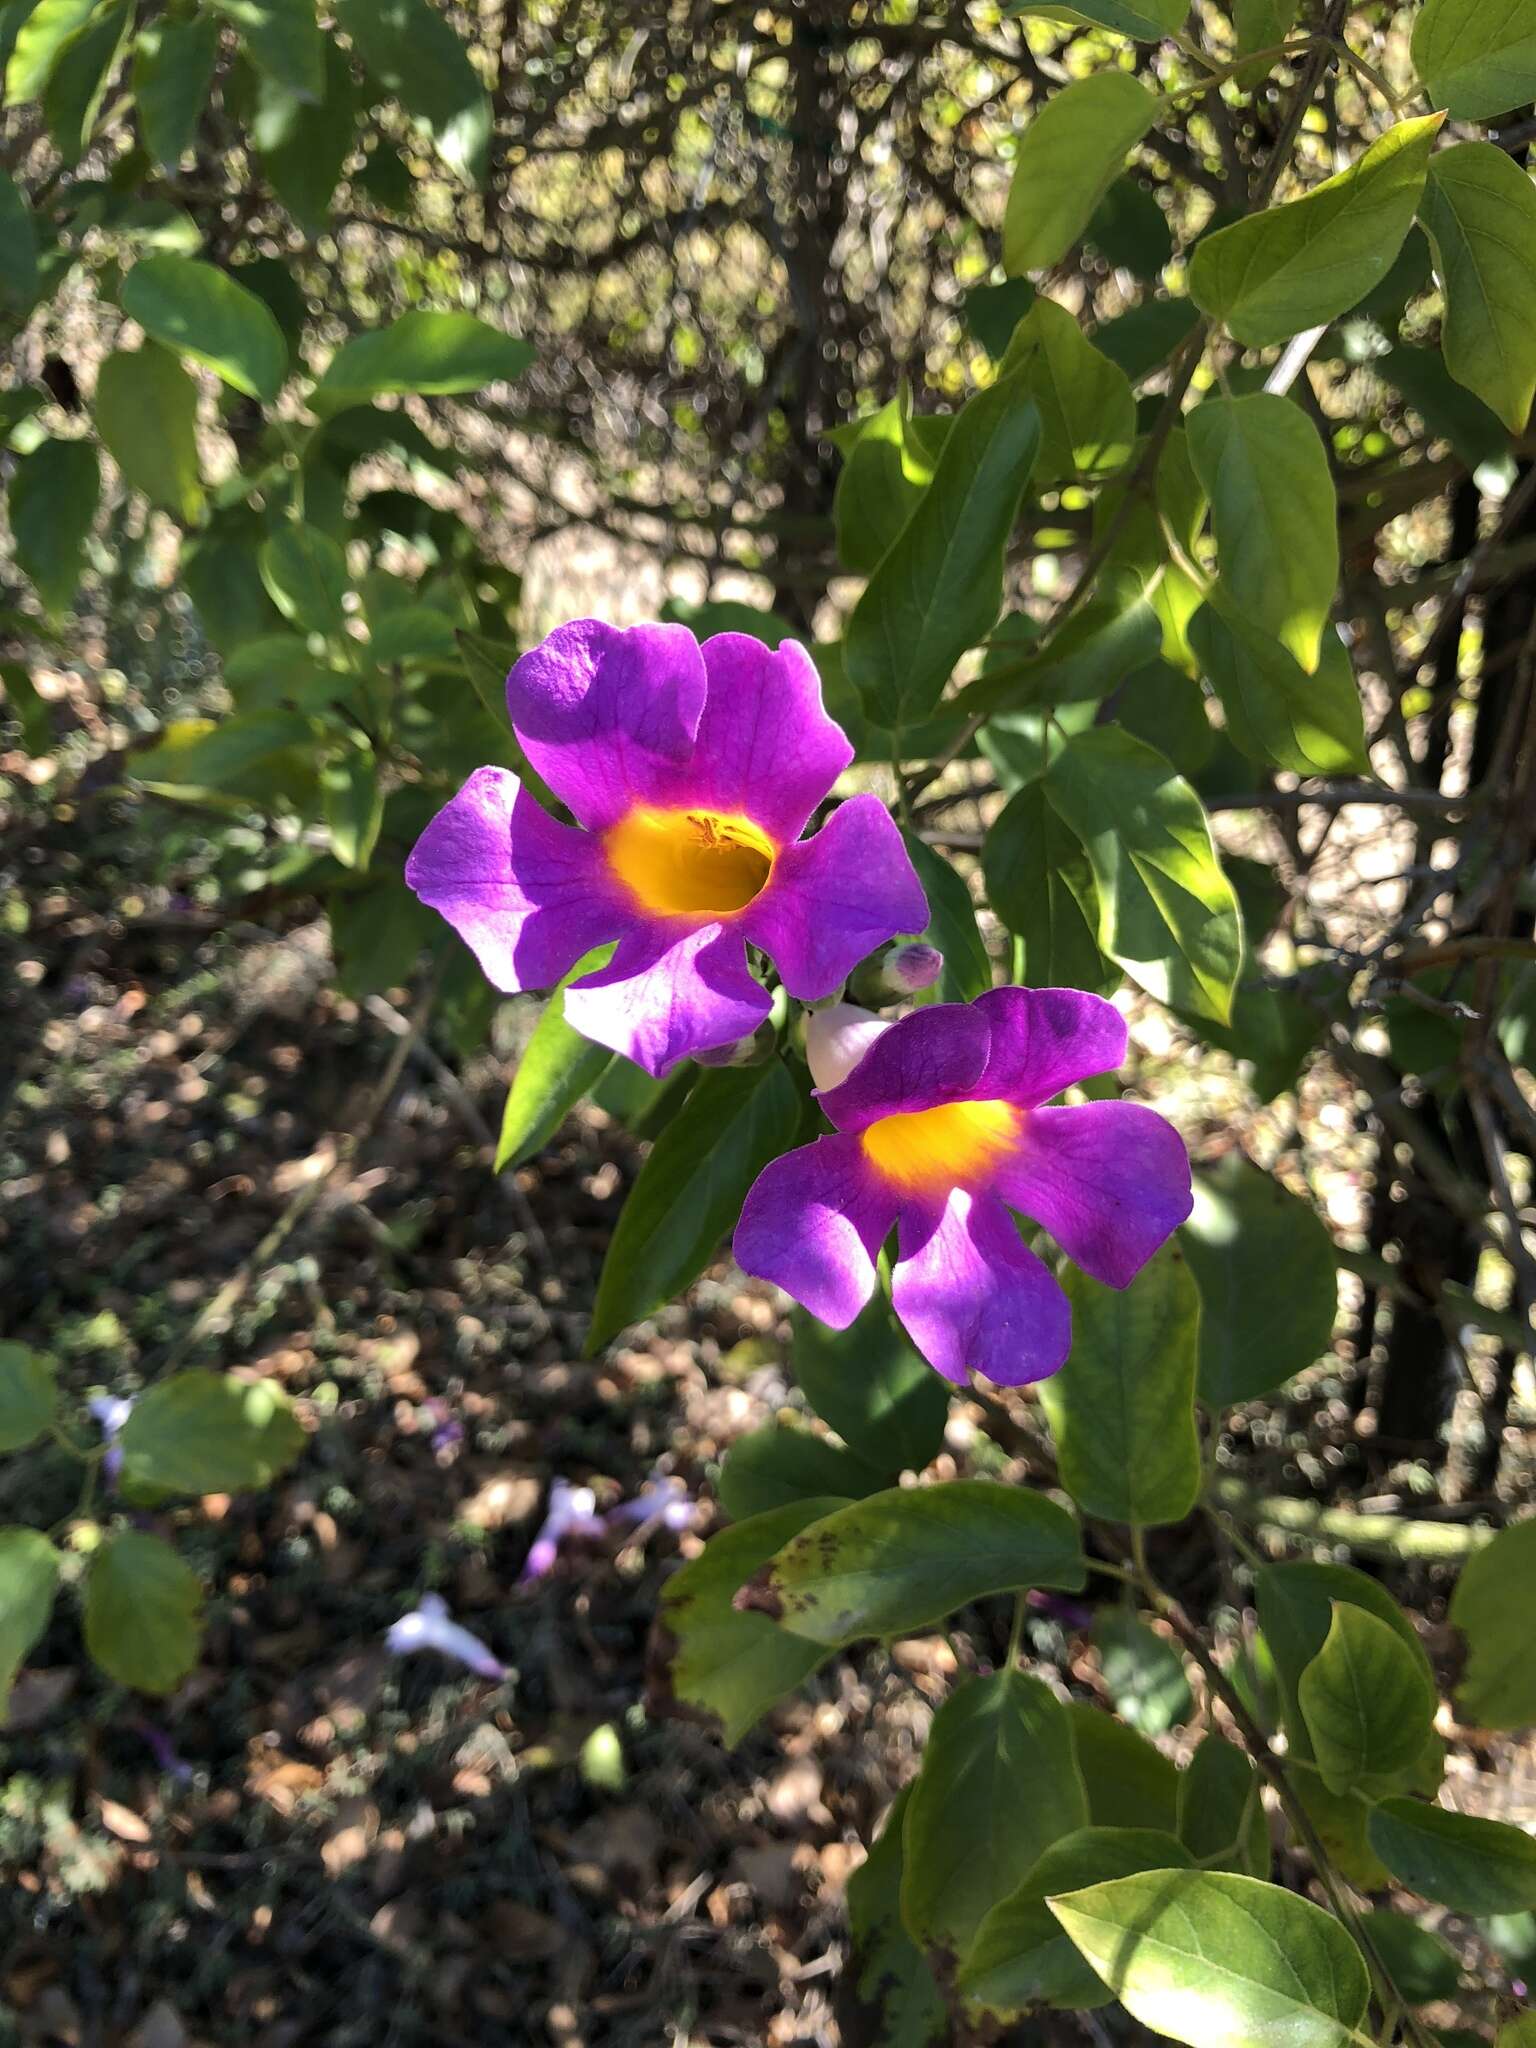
[735,989,1192,1387]
[384,1593,508,1681]
[132,1718,194,1782]
[518,1478,604,1582]
[605,1473,695,1536]
[405,622,927,1076]
[89,1394,133,1486]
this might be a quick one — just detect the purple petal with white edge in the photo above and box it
[972,986,1129,1107]
[405,766,629,991]
[647,635,851,842]
[996,1100,1193,1288]
[565,922,770,1076]
[742,794,929,1001]
[506,619,706,831]
[815,1001,992,1134]
[892,1189,1071,1386]
[734,1134,900,1329]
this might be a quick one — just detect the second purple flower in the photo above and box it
[406,620,928,1076]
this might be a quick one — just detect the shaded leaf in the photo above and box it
[0,1529,60,1714]
[1001,296,1137,481]
[1357,1910,1461,2004]
[1094,1609,1192,1734]
[335,0,491,183]
[134,14,222,168]
[985,782,1113,994]
[655,1499,844,1744]
[496,962,615,1172]
[718,1423,885,1521]
[210,0,323,99]
[1178,1735,1269,1878]
[1068,1700,1181,1833]
[1298,1601,1438,1794]
[259,522,349,637]
[8,438,100,617]
[902,829,991,1000]
[841,1788,948,2046]
[1418,142,1536,435]
[313,310,532,412]
[1040,1244,1202,1527]
[1368,1799,1536,1914]
[0,1344,55,1452]
[1182,1151,1338,1408]
[84,1531,203,1694]
[1449,1517,1536,1731]
[1411,0,1536,119]
[903,1670,1088,1962]
[790,1295,950,1479]
[1190,607,1367,776]
[94,342,204,523]
[589,1059,802,1349]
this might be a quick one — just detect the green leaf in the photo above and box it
[312,310,532,413]
[94,342,205,524]
[1298,1601,1438,1795]
[367,605,458,666]
[655,1499,844,1743]
[1182,1151,1338,1408]
[844,370,1040,728]
[1010,0,1188,37]
[1094,1610,1193,1734]
[119,1370,306,1495]
[1095,296,1201,382]
[903,1670,1088,1962]
[1068,1700,1181,1832]
[259,522,349,637]
[963,1828,1195,2018]
[1382,342,1512,472]
[321,740,382,870]
[1003,72,1160,273]
[334,0,490,182]
[255,34,358,233]
[844,1789,949,2047]
[1178,1735,1269,1878]
[8,437,100,617]
[131,710,313,802]
[42,0,129,161]
[0,1343,55,1452]
[209,0,323,99]
[1,660,52,754]
[985,783,1114,993]
[496,975,615,1173]
[1290,1765,1391,1890]
[589,1058,802,1350]
[1418,142,1536,435]
[1043,727,1242,1023]
[901,829,991,1000]
[1001,297,1136,482]
[1411,0,1536,118]
[1186,395,1337,673]
[0,167,39,316]
[1256,1560,1434,1769]
[1357,1910,1461,2004]
[749,1480,1086,1648]
[1449,1517,1536,1730]
[183,518,286,654]
[1047,1870,1370,2048]
[0,1529,59,1713]
[4,0,98,101]
[832,391,926,575]
[1233,0,1300,80]
[1040,1244,1202,1527]
[964,276,1037,357]
[1087,177,1172,278]
[84,1530,203,1693]
[790,1296,949,1479]
[329,882,436,999]
[718,1423,885,1521]
[972,588,1163,714]
[1368,1799,1536,1915]
[120,255,289,403]
[1190,116,1443,347]
[133,14,222,168]
[1190,607,1366,776]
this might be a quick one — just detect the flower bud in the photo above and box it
[694,1020,777,1067]
[803,1002,892,1091]
[849,941,943,1005]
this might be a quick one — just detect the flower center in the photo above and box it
[604,805,776,918]
[860,1098,1021,1195]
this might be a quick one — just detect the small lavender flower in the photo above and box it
[1027,1589,1095,1629]
[133,1718,193,1782]
[89,1394,133,1486]
[420,1399,464,1457]
[519,1479,604,1582]
[606,1473,694,1536]
[385,1592,508,1681]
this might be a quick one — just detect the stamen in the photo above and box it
[605,805,776,918]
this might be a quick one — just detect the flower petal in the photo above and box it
[742,794,930,1000]
[565,922,770,1076]
[506,619,706,830]
[734,1134,900,1329]
[892,1189,1071,1385]
[815,1001,992,1133]
[664,635,852,842]
[995,1100,1193,1288]
[405,766,626,990]
[972,986,1128,1106]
